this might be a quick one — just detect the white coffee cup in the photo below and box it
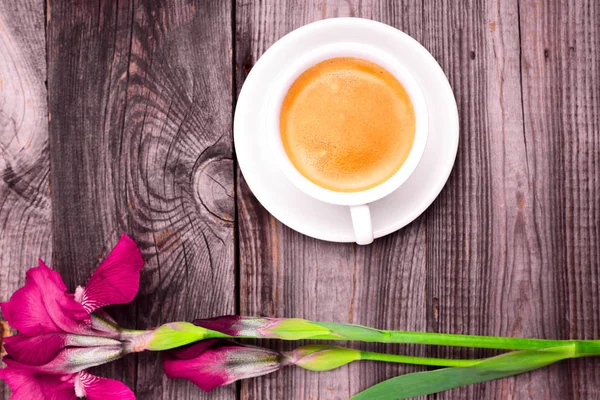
[264,42,428,245]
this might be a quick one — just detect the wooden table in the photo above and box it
[1,1,599,399]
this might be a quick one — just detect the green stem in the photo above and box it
[308,322,600,354]
[383,332,600,355]
[360,351,480,367]
[385,332,571,350]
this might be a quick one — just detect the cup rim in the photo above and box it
[264,42,429,206]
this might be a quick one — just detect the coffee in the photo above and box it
[280,57,416,193]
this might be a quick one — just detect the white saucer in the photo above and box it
[234,18,459,243]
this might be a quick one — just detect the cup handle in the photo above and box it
[350,204,374,245]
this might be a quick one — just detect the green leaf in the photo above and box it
[351,345,577,400]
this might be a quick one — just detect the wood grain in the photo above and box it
[519,0,600,398]
[46,1,234,399]
[0,1,50,399]
[422,0,571,398]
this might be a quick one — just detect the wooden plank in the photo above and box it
[47,1,235,399]
[422,0,574,398]
[236,2,429,399]
[519,0,600,398]
[0,1,50,398]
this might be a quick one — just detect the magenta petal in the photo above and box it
[4,280,59,334]
[168,339,220,360]
[173,367,227,392]
[163,340,283,392]
[80,235,144,313]
[163,352,229,391]
[3,333,67,366]
[193,315,241,334]
[75,371,135,400]
[29,261,91,333]
[0,367,75,400]
[4,261,90,335]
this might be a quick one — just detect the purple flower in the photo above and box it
[0,234,144,399]
[1,260,91,337]
[0,367,135,400]
[163,339,289,391]
[1,235,143,338]
[161,340,363,392]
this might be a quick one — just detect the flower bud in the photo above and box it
[286,345,361,371]
[3,345,125,374]
[194,316,333,340]
[163,339,287,391]
[134,322,228,352]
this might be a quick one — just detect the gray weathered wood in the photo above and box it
[46,1,235,399]
[0,1,50,398]
[422,0,571,398]
[518,0,600,398]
